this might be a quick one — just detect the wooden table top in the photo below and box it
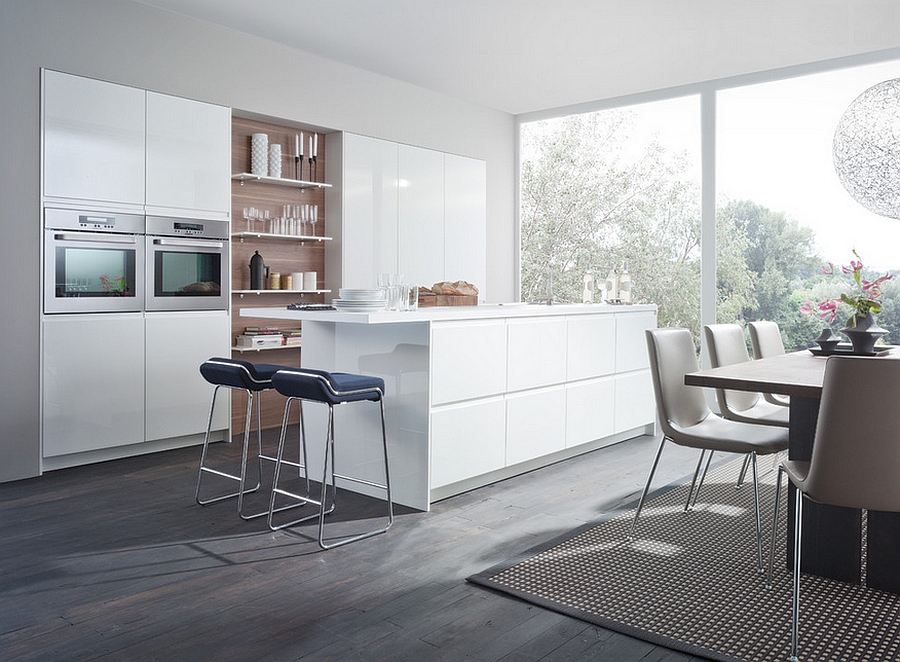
[684,348,899,399]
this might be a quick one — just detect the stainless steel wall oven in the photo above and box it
[145,216,229,311]
[44,208,146,313]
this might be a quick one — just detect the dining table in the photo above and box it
[685,347,900,594]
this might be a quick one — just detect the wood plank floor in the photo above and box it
[0,431,706,661]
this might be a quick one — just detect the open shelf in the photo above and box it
[232,343,301,353]
[233,289,331,297]
[231,172,332,189]
[232,231,332,242]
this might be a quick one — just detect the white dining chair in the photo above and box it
[704,324,789,427]
[766,355,900,661]
[631,328,789,571]
[748,320,790,407]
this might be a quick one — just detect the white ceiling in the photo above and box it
[135,0,900,115]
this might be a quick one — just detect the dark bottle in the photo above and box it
[249,250,269,290]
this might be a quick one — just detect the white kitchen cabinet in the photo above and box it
[567,315,616,381]
[566,377,616,448]
[431,320,507,405]
[146,92,231,218]
[615,371,656,433]
[507,317,568,391]
[615,310,656,372]
[42,314,146,456]
[443,154,486,297]
[145,312,230,441]
[338,133,399,287]
[327,133,487,294]
[42,70,146,207]
[506,386,567,465]
[431,397,506,488]
[398,144,445,288]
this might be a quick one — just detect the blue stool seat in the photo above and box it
[268,368,393,549]
[195,358,309,520]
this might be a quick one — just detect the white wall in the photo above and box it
[0,0,516,481]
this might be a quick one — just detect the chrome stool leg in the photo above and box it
[196,384,261,506]
[268,372,393,550]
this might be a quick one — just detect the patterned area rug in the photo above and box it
[468,457,900,661]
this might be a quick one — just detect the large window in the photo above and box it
[520,96,701,336]
[716,59,900,349]
[519,52,900,350]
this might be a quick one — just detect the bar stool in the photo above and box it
[268,368,393,549]
[196,357,309,520]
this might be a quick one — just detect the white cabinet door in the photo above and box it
[615,371,655,433]
[567,315,616,381]
[615,311,657,373]
[431,397,506,488]
[146,92,231,217]
[506,386,567,465]
[444,154,486,297]
[43,70,145,206]
[42,314,145,456]
[398,144,444,288]
[341,133,399,288]
[507,317,568,392]
[431,320,507,405]
[566,377,616,448]
[145,312,230,441]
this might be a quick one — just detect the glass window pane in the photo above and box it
[520,96,701,339]
[716,60,900,350]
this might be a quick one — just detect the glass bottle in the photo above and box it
[605,267,619,303]
[619,262,632,304]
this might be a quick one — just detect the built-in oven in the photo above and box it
[145,216,229,311]
[44,208,146,313]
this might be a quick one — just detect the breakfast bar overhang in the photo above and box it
[244,303,658,510]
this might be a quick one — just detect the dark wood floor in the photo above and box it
[0,430,706,661]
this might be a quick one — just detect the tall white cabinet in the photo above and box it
[41,70,231,469]
[326,132,487,296]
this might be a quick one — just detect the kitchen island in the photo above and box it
[244,303,657,510]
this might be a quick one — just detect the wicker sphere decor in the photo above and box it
[833,78,900,219]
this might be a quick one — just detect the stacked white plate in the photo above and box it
[333,288,386,312]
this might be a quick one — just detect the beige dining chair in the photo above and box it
[632,328,790,571]
[748,320,790,407]
[704,324,790,427]
[766,355,900,662]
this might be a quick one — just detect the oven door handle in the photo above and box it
[54,233,139,244]
[152,238,225,249]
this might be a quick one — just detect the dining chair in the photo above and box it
[766,355,900,662]
[748,320,790,407]
[704,324,790,427]
[631,328,789,571]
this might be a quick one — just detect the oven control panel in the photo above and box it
[146,216,229,240]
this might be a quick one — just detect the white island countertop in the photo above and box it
[241,302,657,324]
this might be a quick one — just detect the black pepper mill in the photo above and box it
[249,250,269,290]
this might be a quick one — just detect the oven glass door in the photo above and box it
[45,230,144,313]
[147,238,228,310]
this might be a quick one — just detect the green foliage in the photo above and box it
[520,112,702,339]
[521,118,900,352]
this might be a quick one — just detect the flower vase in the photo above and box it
[841,312,888,355]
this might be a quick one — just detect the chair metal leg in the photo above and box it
[196,385,262,506]
[628,436,667,541]
[687,449,714,511]
[750,452,763,572]
[736,453,751,489]
[766,465,785,589]
[240,393,309,520]
[269,397,392,550]
[790,485,803,662]
[319,398,394,549]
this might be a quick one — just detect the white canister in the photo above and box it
[250,133,268,176]
[268,143,282,178]
[291,272,304,291]
[303,271,317,291]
